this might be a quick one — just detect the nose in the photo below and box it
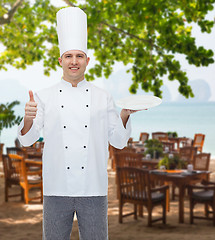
[71,56,77,65]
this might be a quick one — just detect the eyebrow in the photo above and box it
[64,53,85,57]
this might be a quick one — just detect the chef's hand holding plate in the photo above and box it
[120,108,147,118]
[120,108,147,128]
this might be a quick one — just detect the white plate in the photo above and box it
[116,95,162,110]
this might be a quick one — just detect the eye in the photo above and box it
[78,55,84,58]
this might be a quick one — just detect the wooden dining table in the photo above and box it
[141,158,159,170]
[150,169,210,223]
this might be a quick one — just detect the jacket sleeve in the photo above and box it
[17,93,44,146]
[107,93,132,149]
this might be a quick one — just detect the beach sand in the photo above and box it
[0,159,215,240]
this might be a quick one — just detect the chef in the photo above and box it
[18,7,135,240]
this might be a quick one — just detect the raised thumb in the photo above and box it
[29,90,35,102]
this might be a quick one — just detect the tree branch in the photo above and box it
[0,0,24,25]
[101,21,162,51]
[62,0,87,11]
[62,0,76,7]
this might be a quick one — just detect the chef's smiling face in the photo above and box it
[58,50,90,86]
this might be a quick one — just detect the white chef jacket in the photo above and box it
[18,78,131,197]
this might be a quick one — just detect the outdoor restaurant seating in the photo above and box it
[192,133,205,153]
[8,154,43,204]
[172,151,210,200]
[7,147,26,157]
[193,153,211,180]
[0,129,212,229]
[114,152,144,199]
[179,146,198,164]
[117,167,169,226]
[2,154,24,202]
[7,147,41,172]
[0,141,44,204]
[109,145,136,170]
[171,146,198,199]
[115,152,144,169]
[187,180,215,226]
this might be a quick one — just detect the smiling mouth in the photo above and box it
[69,67,79,70]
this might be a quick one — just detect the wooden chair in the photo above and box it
[192,133,205,153]
[109,145,136,171]
[193,153,210,171]
[8,154,43,204]
[152,132,168,141]
[7,147,26,157]
[115,152,144,169]
[117,167,169,226]
[2,154,24,202]
[115,152,159,216]
[179,146,198,164]
[139,132,149,143]
[188,180,215,226]
[7,147,41,172]
[22,146,38,155]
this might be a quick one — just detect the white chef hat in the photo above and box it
[56,7,87,56]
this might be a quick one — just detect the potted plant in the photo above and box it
[144,139,163,159]
[167,131,178,138]
[0,101,22,159]
[158,154,187,170]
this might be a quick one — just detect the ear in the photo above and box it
[58,57,62,66]
[86,57,90,66]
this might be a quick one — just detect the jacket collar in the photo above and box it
[61,77,87,88]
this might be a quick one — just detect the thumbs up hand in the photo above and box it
[21,91,38,135]
[24,90,37,122]
[29,90,35,102]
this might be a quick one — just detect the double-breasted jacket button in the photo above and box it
[83,146,86,148]
[86,89,88,92]
[59,90,62,92]
[65,146,68,149]
[81,166,84,169]
[86,105,89,107]
[64,126,66,128]
[67,167,70,169]
[61,105,64,108]
[85,125,87,128]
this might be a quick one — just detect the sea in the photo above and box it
[1,102,215,157]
